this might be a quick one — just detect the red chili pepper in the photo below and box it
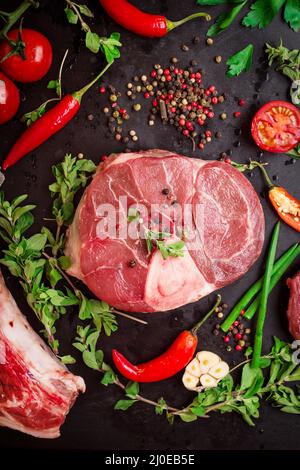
[2,61,113,171]
[112,296,221,383]
[99,0,210,38]
[257,162,300,233]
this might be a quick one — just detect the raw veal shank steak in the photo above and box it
[0,272,85,438]
[287,271,300,340]
[66,149,264,312]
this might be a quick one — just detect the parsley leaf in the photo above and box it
[284,0,300,32]
[226,44,254,77]
[207,0,248,36]
[242,0,286,29]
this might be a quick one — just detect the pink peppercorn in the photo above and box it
[170,107,176,113]
[208,111,214,118]
[101,155,108,161]
[166,75,172,82]
[212,97,218,104]
[205,89,211,96]
[183,129,189,136]
[225,157,232,164]
[205,130,212,137]
[151,70,157,78]
[144,92,150,99]
[179,118,186,126]
[174,68,179,74]
[235,333,242,341]
[238,98,246,106]
[195,72,201,79]
[235,345,242,351]
[164,69,170,75]
[198,142,204,149]
[240,309,245,315]
[233,320,239,326]
[152,99,158,107]
[182,84,187,89]
[234,111,241,117]
[224,336,230,343]
[119,108,126,115]
[198,118,204,126]
[99,86,105,93]
[209,85,215,92]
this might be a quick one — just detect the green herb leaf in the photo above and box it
[64,6,78,24]
[26,233,47,252]
[155,397,167,415]
[75,3,94,17]
[99,32,122,63]
[101,370,117,386]
[85,31,100,53]
[178,411,198,422]
[47,79,61,98]
[125,381,139,399]
[60,355,76,364]
[242,0,286,29]
[284,0,300,32]
[114,399,136,411]
[207,0,247,37]
[226,44,254,77]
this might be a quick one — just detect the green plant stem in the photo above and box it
[0,0,38,38]
[220,243,298,332]
[251,222,280,369]
[191,295,221,335]
[65,0,89,32]
[244,244,300,320]
[112,375,180,413]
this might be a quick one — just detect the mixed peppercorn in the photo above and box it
[99,58,229,152]
[212,304,251,353]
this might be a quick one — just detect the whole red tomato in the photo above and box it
[0,29,53,83]
[0,71,20,124]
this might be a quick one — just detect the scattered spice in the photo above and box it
[215,55,222,64]
[206,38,214,46]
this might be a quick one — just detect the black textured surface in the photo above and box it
[0,0,299,451]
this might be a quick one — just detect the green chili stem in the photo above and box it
[72,61,113,103]
[244,244,300,320]
[0,0,38,38]
[251,222,280,369]
[220,242,298,332]
[191,295,221,335]
[166,12,211,32]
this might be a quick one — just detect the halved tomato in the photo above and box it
[251,100,300,153]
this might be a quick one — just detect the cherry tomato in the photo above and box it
[0,29,53,83]
[0,72,20,124]
[251,100,300,153]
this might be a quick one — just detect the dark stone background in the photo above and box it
[0,0,299,451]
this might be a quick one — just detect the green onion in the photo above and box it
[251,222,280,369]
[220,242,298,332]
[244,244,300,320]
